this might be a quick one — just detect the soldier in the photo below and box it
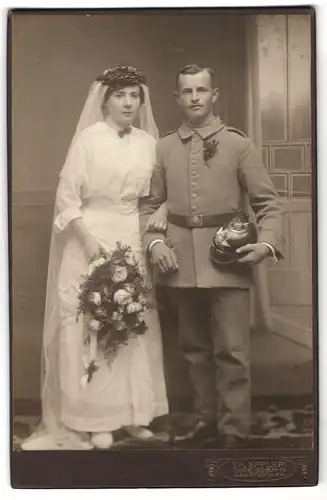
[139,64,284,448]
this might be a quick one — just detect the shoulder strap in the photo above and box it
[226,126,247,138]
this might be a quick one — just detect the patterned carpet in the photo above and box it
[13,403,313,450]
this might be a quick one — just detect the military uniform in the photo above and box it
[139,117,284,438]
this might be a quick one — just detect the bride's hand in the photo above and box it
[68,218,107,263]
[84,235,106,263]
[146,202,168,232]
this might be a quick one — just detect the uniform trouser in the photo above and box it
[176,287,251,438]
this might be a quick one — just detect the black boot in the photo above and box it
[173,420,218,443]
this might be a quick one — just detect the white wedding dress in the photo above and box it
[22,121,168,450]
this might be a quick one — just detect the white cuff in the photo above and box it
[148,239,165,252]
[261,242,278,262]
[54,207,82,233]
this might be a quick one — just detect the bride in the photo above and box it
[22,65,169,450]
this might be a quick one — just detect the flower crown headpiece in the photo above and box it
[95,65,146,91]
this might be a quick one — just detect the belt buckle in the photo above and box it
[190,214,204,227]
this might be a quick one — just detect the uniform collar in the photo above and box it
[178,116,225,141]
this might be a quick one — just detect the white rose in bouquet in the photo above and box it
[112,310,123,321]
[89,292,101,306]
[88,319,101,331]
[126,302,143,314]
[124,284,135,295]
[112,266,128,283]
[113,289,132,305]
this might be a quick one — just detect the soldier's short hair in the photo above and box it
[176,64,215,88]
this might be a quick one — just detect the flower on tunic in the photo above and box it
[203,137,219,163]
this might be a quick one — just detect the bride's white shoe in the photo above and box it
[91,432,113,449]
[124,426,154,440]
[21,434,59,451]
[21,433,94,451]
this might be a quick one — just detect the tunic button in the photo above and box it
[192,193,197,198]
[191,159,196,164]
[192,182,196,187]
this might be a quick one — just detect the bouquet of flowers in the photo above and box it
[76,241,152,385]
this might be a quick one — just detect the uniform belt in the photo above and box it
[167,211,241,228]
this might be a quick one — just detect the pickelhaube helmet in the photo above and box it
[210,212,257,266]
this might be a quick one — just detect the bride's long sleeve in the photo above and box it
[54,132,89,233]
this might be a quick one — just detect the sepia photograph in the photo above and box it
[9,6,318,488]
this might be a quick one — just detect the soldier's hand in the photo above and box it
[236,243,270,265]
[150,241,179,274]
